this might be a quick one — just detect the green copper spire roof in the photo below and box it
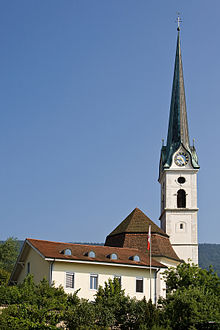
[166,31,190,154]
[159,29,199,173]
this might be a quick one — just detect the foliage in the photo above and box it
[0,263,220,329]
[0,275,67,307]
[159,262,220,329]
[64,299,96,329]
[95,277,129,327]
[0,304,61,329]
[0,268,10,286]
[160,286,220,330]
[0,237,19,274]
[65,278,161,329]
[0,275,68,329]
[94,278,161,329]
[164,262,220,295]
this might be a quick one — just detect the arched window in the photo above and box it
[88,251,96,258]
[180,223,183,229]
[64,249,72,256]
[133,255,140,262]
[110,253,118,260]
[177,189,186,208]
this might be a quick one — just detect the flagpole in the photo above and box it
[147,224,152,301]
[149,225,152,300]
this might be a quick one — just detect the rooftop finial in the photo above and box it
[176,12,182,31]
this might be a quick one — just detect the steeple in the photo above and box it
[166,30,190,153]
[159,27,199,174]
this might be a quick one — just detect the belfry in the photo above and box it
[159,24,199,264]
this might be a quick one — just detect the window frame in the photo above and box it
[133,255,140,262]
[27,262,30,275]
[64,249,72,256]
[177,189,186,208]
[66,272,74,289]
[88,251,96,258]
[110,253,118,260]
[90,273,98,290]
[136,277,144,293]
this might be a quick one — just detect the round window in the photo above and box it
[178,177,186,184]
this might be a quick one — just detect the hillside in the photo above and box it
[199,244,220,277]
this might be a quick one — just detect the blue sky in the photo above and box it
[0,1,219,243]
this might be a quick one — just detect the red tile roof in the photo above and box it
[27,238,166,268]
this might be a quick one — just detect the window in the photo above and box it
[177,189,186,208]
[90,274,98,290]
[64,249,72,256]
[175,221,186,233]
[88,251,96,258]
[161,193,165,209]
[133,255,140,262]
[114,275,121,286]
[110,253,118,260]
[27,262,30,275]
[178,176,186,184]
[136,277,143,293]
[66,272,74,288]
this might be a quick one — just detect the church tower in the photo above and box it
[158,26,200,264]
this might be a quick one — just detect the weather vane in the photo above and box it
[176,13,182,31]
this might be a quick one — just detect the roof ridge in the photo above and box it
[27,238,145,252]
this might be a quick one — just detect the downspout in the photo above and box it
[154,268,160,305]
[49,259,55,286]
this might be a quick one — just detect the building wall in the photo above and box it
[153,257,180,300]
[160,152,199,264]
[17,247,50,284]
[52,261,159,302]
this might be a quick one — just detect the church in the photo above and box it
[9,26,199,302]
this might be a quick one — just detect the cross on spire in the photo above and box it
[176,13,182,31]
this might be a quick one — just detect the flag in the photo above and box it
[147,225,151,251]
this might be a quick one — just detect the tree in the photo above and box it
[0,275,68,329]
[94,278,161,329]
[64,299,96,329]
[95,277,131,328]
[0,268,10,286]
[159,263,220,329]
[164,262,220,295]
[0,237,19,272]
[0,237,19,285]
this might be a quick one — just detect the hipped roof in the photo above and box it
[108,208,168,237]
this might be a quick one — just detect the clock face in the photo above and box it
[174,152,189,167]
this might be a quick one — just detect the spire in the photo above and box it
[159,26,199,174]
[166,29,190,157]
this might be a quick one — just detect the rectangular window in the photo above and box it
[114,275,121,286]
[136,277,143,293]
[27,262,30,275]
[90,274,98,290]
[66,272,74,288]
